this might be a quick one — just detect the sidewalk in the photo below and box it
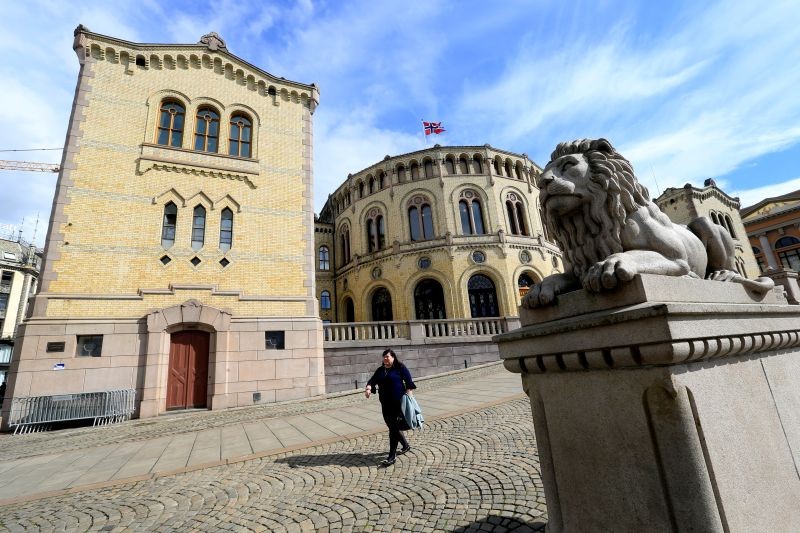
[0,362,524,505]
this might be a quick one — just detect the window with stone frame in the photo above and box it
[505,193,528,236]
[228,114,252,157]
[408,195,434,241]
[319,246,330,270]
[320,290,332,310]
[458,190,485,235]
[76,335,103,357]
[219,208,233,252]
[775,236,800,270]
[365,208,386,252]
[191,205,206,251]
[194,107,220,152]
[161,202,177,248]
[339,225,351,265]
[156,101,185,147]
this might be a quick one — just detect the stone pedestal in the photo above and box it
[495,275,800,532]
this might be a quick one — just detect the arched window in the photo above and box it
[518,273,536,297]
[371,287,393,321]
[319,246,330,270]
[345,191,351,206]
[343,297,355,322]
[459,156,470,174]
[493,158,502,175]
[414,279,446,319]
[408,196,434,241]
[506,193,528,235]
[410,162,421,181]
[504,159,513,177]
[156,101,185,147]
[423,159,434,178]
[219,208,233,252]
[161,202,177,248]
[397,165,407,182]
[378,171,386,189]
[228,114,251,157]
[710,212,719,225]
[458,190,485,235]
[366,209,385,252]
[191,205,206,251]
[368,176,375,194]
[775,236,800,271]
[339,225,351,265]
[194,107,220,152]
[320,290,331,310]
[472,156,483,174]
[468,274,499,318]
[358,181,364,198]
[724,215,736,238]
[515,162,524,180]
[445,157,455,175]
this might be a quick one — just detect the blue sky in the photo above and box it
[1,0,800,245]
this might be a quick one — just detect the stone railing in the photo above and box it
[323,316,520,345]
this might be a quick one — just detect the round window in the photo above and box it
[371,267,382,279]
[418,257,431,269]
[471,250,486,264]
[519,250,531,263]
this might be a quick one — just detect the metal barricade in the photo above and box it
[9,389,136,434]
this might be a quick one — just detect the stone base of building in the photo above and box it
[2,299,324,428]
[495,275,800,532]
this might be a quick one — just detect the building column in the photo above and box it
[759,234,779,269]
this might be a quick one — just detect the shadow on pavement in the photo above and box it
[451,515,546,532]
[275,452,386,468]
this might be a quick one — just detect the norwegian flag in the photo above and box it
[423,121,446,135]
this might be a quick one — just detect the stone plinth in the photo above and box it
[495,274,800,532]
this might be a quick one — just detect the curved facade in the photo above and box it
[315,145,563,323]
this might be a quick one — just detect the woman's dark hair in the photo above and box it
[381,348,405,369]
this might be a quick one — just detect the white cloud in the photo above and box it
[730,177,800,209]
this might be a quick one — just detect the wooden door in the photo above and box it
[167,330,209,410]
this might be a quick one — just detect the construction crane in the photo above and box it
[0,160,59,173]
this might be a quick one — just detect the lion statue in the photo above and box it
[523,138,774,308]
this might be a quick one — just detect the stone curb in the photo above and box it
[0,391,525,508]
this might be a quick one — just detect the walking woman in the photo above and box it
[365,348,416,466]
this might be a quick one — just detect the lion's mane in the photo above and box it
[543,138,652,278]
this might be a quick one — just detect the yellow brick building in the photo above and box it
[314,145,564,324]
[655,179,760,278]
[2,26,323,424]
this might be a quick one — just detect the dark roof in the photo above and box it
[741,188,800,218]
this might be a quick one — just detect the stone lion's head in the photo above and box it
[539,138,652,277]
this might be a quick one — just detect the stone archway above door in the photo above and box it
[146,299,231,333]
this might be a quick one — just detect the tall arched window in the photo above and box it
[410,162,421,180]
[515,162,524,179]
[458,190,485,235]
[228,114,252,157]
[366,208,385,252]
[459,156,470,174]
[724,215,736,238]
[506,193,528,235]
[191,205,206,251]
[219,208,233,252]
[156,101,185,147]
[319,246,330,270]
[378,171,386,189]
[161,202,177,248]
[368,176,375,194]
[397,165,407,182]
[445,157,456,174]
[194,108,220,152]
[371,287,393,321]
[423,159,434,178]
[414,279,446,319]
[504,159,513,177]
[493,158,502,175]
[339,225,351,265]
[408,196,434,241]
[320,290,331,310]
[468,274,499,318]
[358,181,364,198]
[472,156,483,174]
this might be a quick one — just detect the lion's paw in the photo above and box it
[584,255,638,292]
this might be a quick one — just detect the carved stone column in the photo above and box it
[495,274,800,532]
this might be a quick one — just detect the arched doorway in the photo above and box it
[343,297,355,322]
[468,274,499,317]
[371,287,394,321]
[167,330,209,410]
[414,279,446,319]
[518,273,536,297]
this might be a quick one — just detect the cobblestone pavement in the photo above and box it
[0,364,505,462]
[0,397,546,532]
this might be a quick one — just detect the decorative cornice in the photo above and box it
[503,329,800,374]
[138,156,257,189]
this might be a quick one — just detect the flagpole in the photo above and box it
[421,119,428,147]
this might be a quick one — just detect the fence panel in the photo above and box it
[9,389,136,434]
